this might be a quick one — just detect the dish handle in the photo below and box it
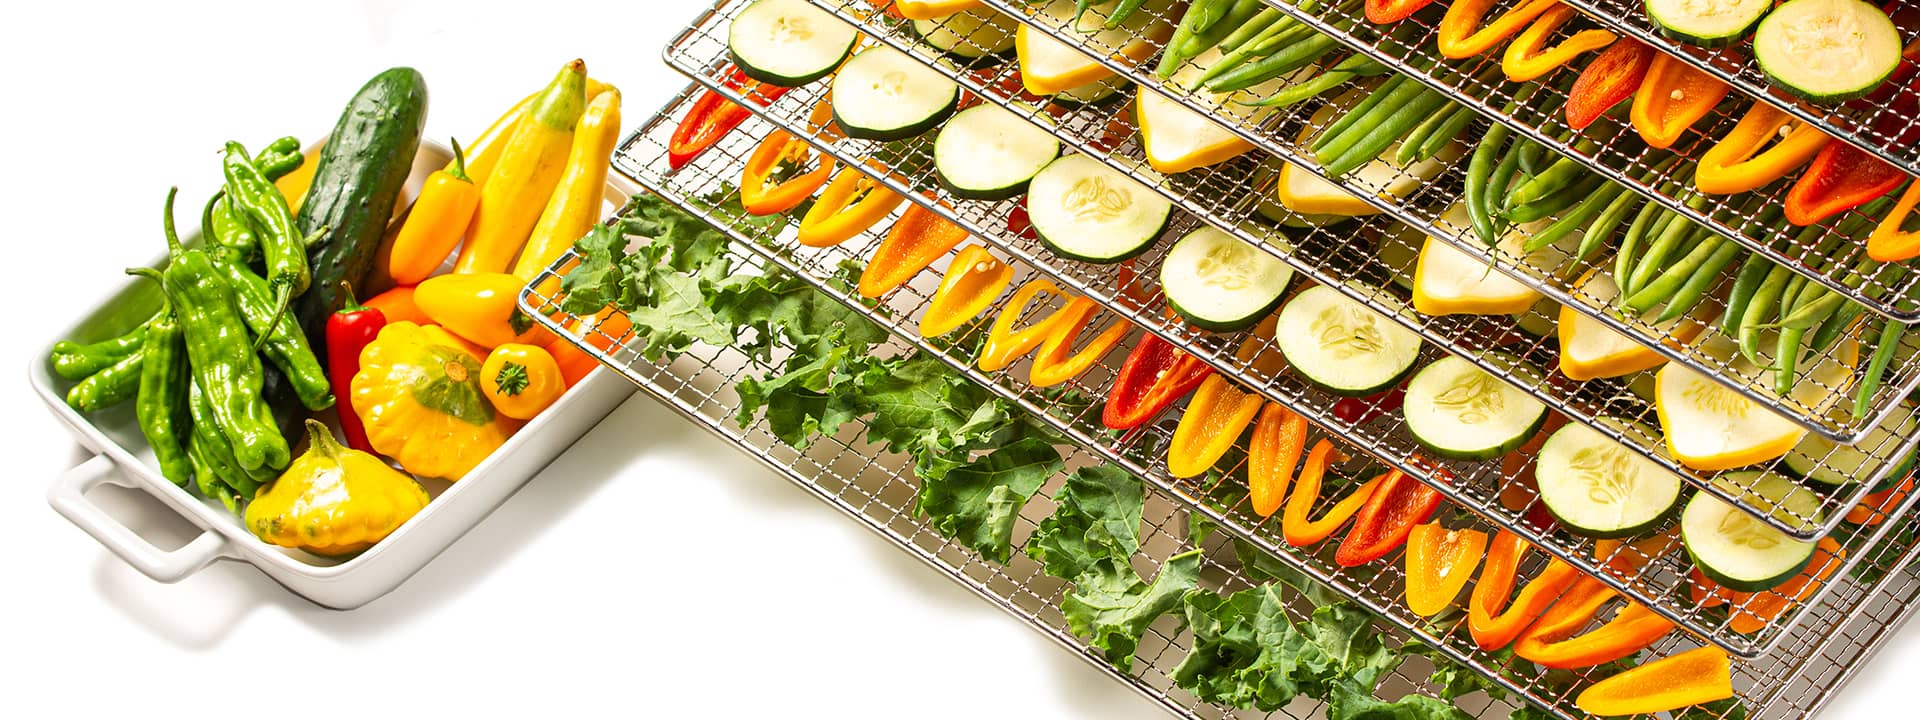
[47,454,231,583]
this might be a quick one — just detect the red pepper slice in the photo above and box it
[1784,141,1908,226]
[668,69,790,170]
[1101,334,1214,430]
[1565,39,1653,130]
[740,128,834,216]
[1335,468,1444,566]
[859,204,971,298]
[1366,0,1438,24]
[326,283,387,453]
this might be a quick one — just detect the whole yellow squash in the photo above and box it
[352,322,521,480]
[246,419,431,556]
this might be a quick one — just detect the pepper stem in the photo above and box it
[337,280,367,314]
[201,190,227,249]
[162,187,185,256]
[446,137,472,183]
[253,283,292,352]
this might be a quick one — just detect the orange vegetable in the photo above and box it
[1867,181,1920,262]
[547,336,598,387]
[740,128,834,216]
[1167,376,1265,478]
[1515,582,1675,669]
[1027,299,1129,387]
[1437,0,1559,59]
[920,244,1012,337]
[1695,101,1831,195]
[387,139,483,286]
[480,343,566,419]
[1631,55,1730,149]
[1247,402,1308,517]
[1722,537,1844,634]
[1848,476,1918,525]
[859,204,969,298]
[1576,646,1734,716]
[363,286,432,327]
[1282,441,1379,546]
[1500,5,1615,82]
[799,170,905,247]
[1404,524,1489,617]
[1469,531,1581,650]
[978,278,1092,373]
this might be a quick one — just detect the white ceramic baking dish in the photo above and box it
[33,138,635,609]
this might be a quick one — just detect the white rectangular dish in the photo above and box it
[33,138,635,609]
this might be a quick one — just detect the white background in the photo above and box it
[0,1,1912,718]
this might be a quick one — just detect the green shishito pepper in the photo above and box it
[205,138,306,264]
[50,317,153,381]
[251,136,304,181]
[210,257,334,411]
[222,141,311,303]
[135,299,194,487]
[63,346,144,412]
[136,188,291,473]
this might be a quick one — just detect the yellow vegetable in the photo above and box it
[352,322,522,480]
[454,59,589,274]
[1137,47,1293,174]
[246,419,431,556]
[895,0,982,20]
[514,88,623,280]
[481,343,567,420]
[1016,0,1173,95]
[463,77,615,188]
[415,272,556,349]
[1557,269,1702,381]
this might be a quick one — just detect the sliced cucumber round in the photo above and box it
[1755,0,1903,103]
[1536,422,1685,538]
[1682,472,1823,592]
[933,104,1061,200]
[1784,402,1920,490]
[1403,354,1548,461]
[1160,227,1296,333]
[1275,285,1423,397]
[1644,0,1770,47]
[830,46,959,141]
[1027,154,1172,264]
[911,8,1018,66]
[728,0,859,87]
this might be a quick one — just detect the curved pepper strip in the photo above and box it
[1101,334,1214,430]
[1593,527,1679,578]
[1404,524,1489,617]
[1168,375,1265,478]
[859,204,971,299]
[1282,442,1380,547]
[1785,142,1908,226]
[1576,646,1734,716]
[979,278,1072,372]
[1847,476,1917,525]
[1366,0,1440,24]
[1565,38,1652,129]
[1335,468,1444,566]
[1722,537,1844,634]
[1248,402,1308,517]
[1630,54,1729,149]
[1695,102,1831,194]
[1469,531,1581,650]
[920,244,1012,338]
[740,128,834,216]
[1437,0,1559,59]
[1500,5,1615,82]
[798,170,905,247]
[1515,583,1675,669]
[1867,181,1920,261]
[669,69,789,170]
[1028,299,1131,388]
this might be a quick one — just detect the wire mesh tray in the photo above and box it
[976,0,1920,325]
[524,87,1920,719]
[602,76,1920,659]
[663,0,1916,544]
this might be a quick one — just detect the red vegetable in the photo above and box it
[1366,0,1438,24]
[668,69,790,170]
[1102,334,1214,430]
[1784,141,1907,226]
[1334,469,1444,567]
[326,283,387,453]
[1332,386,1405,425]
[1565,39,1653,130]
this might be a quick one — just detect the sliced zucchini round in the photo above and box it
[1681,472,1823,592]
[1160,227,1296,332]
[1403,354,1548,461]
[1644,0,1770,47]
[830,46,959,141]
[911,8,1018,66]
[1536,422,1685,538]
[1755,0,1903,103]
[933,104,1061,200]
[727,0,859,87]
[1027,154,1172,264]
[1784,402,1920,490]
[1275,285,1424,397]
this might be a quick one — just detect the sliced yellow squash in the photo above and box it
[1136,47,1296,174]
[1411,207,1558,316]
[1655,334,1858,471]
[894,0,983,21]
[1016,0,1174,95]
[1559,269,1708,381]
[1277,91,1463,216]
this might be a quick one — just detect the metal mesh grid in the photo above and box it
[598,72,1920,674]
[517,80,1920,720]
[983,0,1920,326]
[666,0,1912,547]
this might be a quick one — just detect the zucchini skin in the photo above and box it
[728,47,847,87]
[1036,212,1169,264]
[293,67,429,349]
[832,101,955,142]
[1167,289,1290,334]
[1684,538,1815,592]
[1544,502,1675,540]
[1644,0,1763,48]
[1410,411,1547,462]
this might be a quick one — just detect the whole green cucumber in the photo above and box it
[293,67,428,352]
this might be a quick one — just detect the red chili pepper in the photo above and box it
[1366,0,1438,24]
[1102,334,1214,430]
[326,282,387,453]
[669,69,791,170]
[1334,469,1444,567]
[1784,141,1907,226]
[1565,39,1652,130]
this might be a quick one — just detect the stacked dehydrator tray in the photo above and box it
[520,0,1920,718]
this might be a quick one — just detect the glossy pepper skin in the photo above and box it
[65,346,145,413]
[387,139,481,286]
[1026,298,1130,388]
[1247,402,1308,518]
[1283,445,1381,547]
[414,272,556,349]
[1576,646,1733,716]
[740,128,834,216]
[1695,102,1830,194]
[1403,524,1488,617]
[920,244,1012,337]
[1565,39,1653,129]
[210,257,334,410]
[134,299,193,487]
[364,285,434,327]
[1515,589,1675,669]
[1335,469,1443,566]
[1102,333,1214,430]
[669,69,790,170]
[1785,141,1906,226]
[481,343,566,419]
[1469,534,1581,650]
[1867,181,1920,261]
[859,204,970,299]
[51,318,151,382]
[798,170,905,247]
[246,419,432,556]
[327,284,387,453]
[207,138,305,261]
[1167,375,1264,478]
[979,278,1073,372]
[1437,0,1558,59]
[1630,55,1728,149]
[149,188,290,473]
[1501,5,1615,82]
[222,141,313,299]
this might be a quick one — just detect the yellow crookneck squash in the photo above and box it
[352,322,523,481]
[246,419,432,556]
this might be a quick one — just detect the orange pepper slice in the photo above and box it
[920,244,1012,338]
[740,128,834,216]
[1248,402,1309,517]
[1576,646,1733,716]
[1469,532,1581,651]
[1867,181,1920,262]
[1695,101,1831,195]
[1167,375,1265,478]
[859,203,970,298]
[1500,5,1616,82]
[1515,580,1676,669]
[1027,299,1130,387]
[1847,475,1918,525]
[1282,441,1379,546]
[1722,537,1844,634]
[1438,0,1560,59]
[1631,54,1730,149]
[1404,524,1489,617]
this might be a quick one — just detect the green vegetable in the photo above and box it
[134,299,192,487]
[50,319,152,382]
[221,141,312,319]
[63,346,144,413]
[917,437,1061,563]
[210,257,333,410]
[1028,465,1146,579]
[1065,549,1202,670]
[1858,319,1904,417]
[186,430,241,514]
[1465,122,1510,246]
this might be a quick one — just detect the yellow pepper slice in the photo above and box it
[1500,5,1616,82]
[1695,101,1831,195]
[1438,0,1560,60]
[1576,647,1733,716]
[1868,181,1920,262]
[1027,299,1131,388]
[1167,375,1266,478]
[798,170,905,248]
[979,278,1071,372]
[920,244,1012,337]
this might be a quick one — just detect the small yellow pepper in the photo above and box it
[387,139,483,286]
[415,272,557,349]
[245,419,432,556]
[1167,375,1264,478]
[920,244,1012,337]
[1026,299,1130,388]
[1438,0,1560,59]
[1695,101,1831,195]
[798,170,905,247]
[1576,646,1734,716]
[1500,5,1615,82]
[481,343,566,419]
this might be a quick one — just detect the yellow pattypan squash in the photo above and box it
[246,419,432,556]
[352,322,522,480]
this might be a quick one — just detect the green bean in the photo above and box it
[1415,104,1477,161]
[1105,0,1154,29]
[1324,86,1452,176]
[1465,123,1510,246]
[1615,200,1665,297]
[1857,319,1904,418]
[1506,173,1606,225]
[1398,102,1461,166]
[1628,213,1697,294]
[1807,300,1864,353]
[1740,263,1794,366]
[1573,189,1641,267]
[1238,58,1382,108]
[1528,181,1625,253]
[1508,143,1599,208]
[1626,230,1722,313]
[1514,138,1547,177]
[1215,7,1283,54]
[1482,142,1526,243]
[1206,32,1342,92]
[1313,74,1407,154]
[1776,325,1810,395]
[1722,253,1772,336]
[1658,240,1743,323]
